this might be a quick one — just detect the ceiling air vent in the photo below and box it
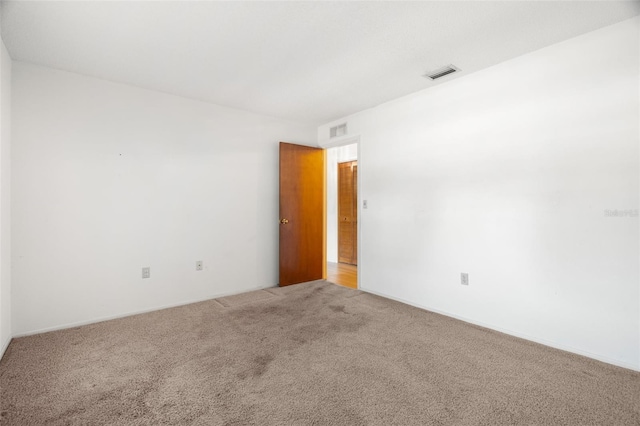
[424,65,459,80]
[330,123,347,138]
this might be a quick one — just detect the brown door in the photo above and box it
[279,142,325,286]
[338,161,357,265]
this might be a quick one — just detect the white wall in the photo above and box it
[326,143,358,263]
[12,62,316,335]
[0,31,12,357]
[319,17,640,370]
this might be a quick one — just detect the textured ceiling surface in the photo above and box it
[1,1,638,124]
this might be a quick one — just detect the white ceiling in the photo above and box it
[1,1,638,125]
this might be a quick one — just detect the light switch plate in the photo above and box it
[461,273,469,285]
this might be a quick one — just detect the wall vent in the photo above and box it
[424,65,459,80]
[330,123,347,138]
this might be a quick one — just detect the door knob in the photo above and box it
[280,218,289,225]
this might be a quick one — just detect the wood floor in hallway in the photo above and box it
[326,262,357,289]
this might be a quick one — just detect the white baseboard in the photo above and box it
[361,287,639,372]
[0,335,11,361]
[12,282,637,372]
[13,284,277,338]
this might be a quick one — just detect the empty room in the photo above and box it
[0,1,639,425]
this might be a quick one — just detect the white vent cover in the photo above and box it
[330,123,347,138]
[424,65,459,80]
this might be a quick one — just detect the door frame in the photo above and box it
[321,135,361,289]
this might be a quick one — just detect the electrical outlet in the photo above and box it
[461,273,469,286]
[142,267,150,279]
[363,199,368,209]
[196,261,203,271]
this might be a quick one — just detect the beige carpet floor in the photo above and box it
[1,280,639,425]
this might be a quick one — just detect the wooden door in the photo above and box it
[279,142,325,286]
[338,161,357,265]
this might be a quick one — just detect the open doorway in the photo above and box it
[326,143,358,289]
